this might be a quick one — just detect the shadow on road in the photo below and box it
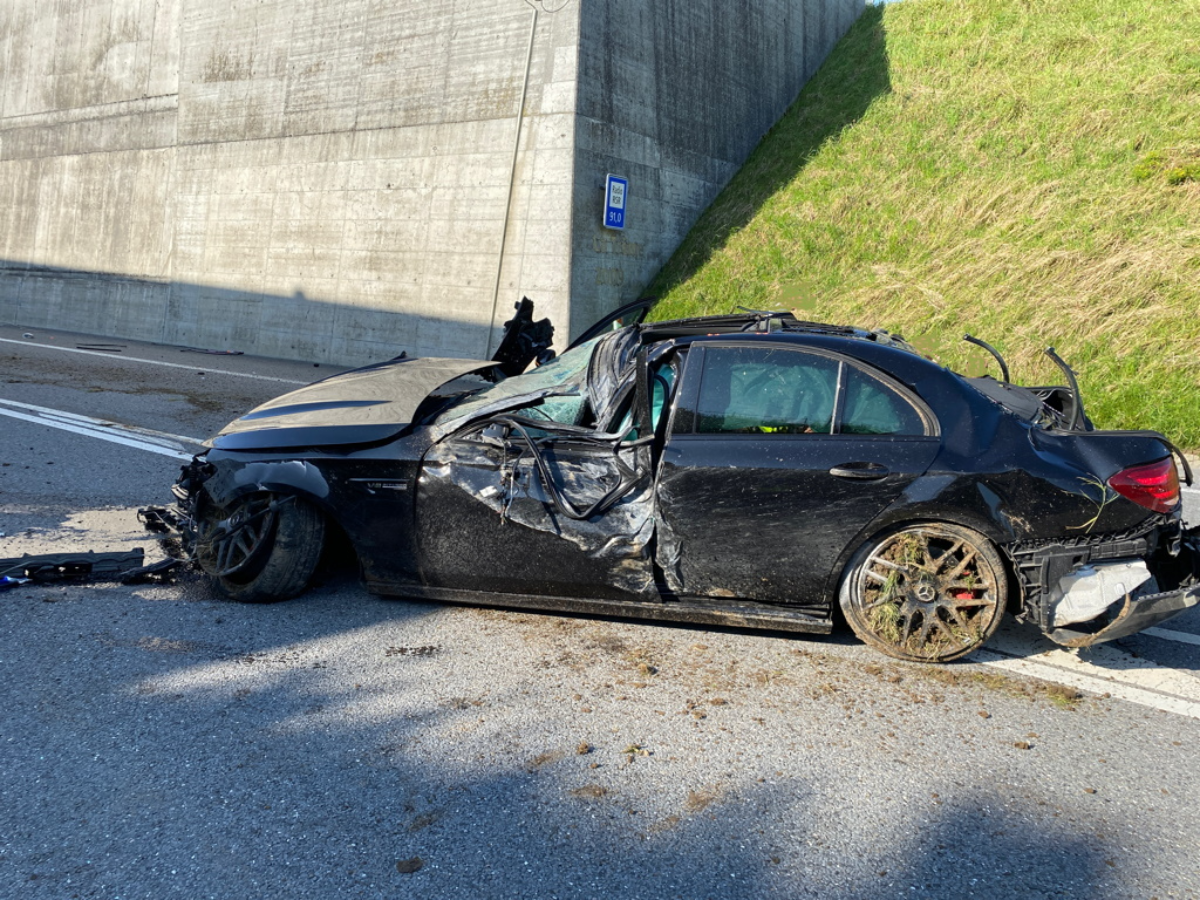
[0,573,1162,899]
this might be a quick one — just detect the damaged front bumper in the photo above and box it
[139,457,210,561]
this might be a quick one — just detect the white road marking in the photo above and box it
[0,337,307,385]
[1142,627,1200,647]
[975,625,1200,720]
[975,650,1200,720]
[0,398,203,461]
[0,398,204,443]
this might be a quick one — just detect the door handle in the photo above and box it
[829,462,890,480]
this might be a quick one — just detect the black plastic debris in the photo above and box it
[139,506,195,563]
[0,550,182,590]
[491,297,555,377]
[139,506,183,536]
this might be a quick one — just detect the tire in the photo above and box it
[195,492,326,603]
[839,523,1007,662]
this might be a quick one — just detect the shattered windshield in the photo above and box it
[433,334,606,434]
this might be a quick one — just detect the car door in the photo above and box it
[413,333,658,601]
[655,340,941,612]
[566,297,656,351]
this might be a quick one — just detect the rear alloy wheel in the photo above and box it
[839,523,1006,662]
[196,492,325,603]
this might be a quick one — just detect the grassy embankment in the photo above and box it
[650,0,1200,447]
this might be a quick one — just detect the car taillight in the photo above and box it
[1107,458,1179,514]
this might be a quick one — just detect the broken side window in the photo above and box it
[611,356,679,442]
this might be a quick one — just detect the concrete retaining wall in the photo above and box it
[569,0,864,335]
[0,0,863,366]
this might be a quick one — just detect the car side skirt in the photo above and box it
[365,583,834,634]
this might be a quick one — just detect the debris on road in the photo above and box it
[0,549,181,589]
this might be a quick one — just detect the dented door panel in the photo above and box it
[655,342,941,607]
[415,432,656,600]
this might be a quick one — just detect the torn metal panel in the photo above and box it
[417,428,656,598]
[654,501,685,595]
[1005,521,1166,629]
[1008,518,1200,646]
[1050,585,1200,647]
[585,327,642,428]
[432,329,641,440]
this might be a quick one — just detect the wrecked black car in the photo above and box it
[147,303,1200,662]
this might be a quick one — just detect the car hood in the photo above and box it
[209,357,497,451]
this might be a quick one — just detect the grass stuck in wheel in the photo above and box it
[843,524,1007,662]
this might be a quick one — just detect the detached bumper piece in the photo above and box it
[1049,584,1200,648]
[1011,522,1200,648]
[0,549,180,590]
[139,505,198,559]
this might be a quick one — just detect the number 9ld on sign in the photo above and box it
[604,175,628,230]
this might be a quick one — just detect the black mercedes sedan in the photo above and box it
[147,303,1200,662]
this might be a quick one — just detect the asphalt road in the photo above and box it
[2,326,1199,900]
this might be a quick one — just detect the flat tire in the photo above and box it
[197,493,325,603]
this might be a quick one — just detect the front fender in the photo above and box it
[199,455,333,511]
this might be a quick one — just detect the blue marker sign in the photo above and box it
[604,174,628,230]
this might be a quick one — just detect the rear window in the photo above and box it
[842,367,926,435]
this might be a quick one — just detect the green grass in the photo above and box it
[650,0,1200,449]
